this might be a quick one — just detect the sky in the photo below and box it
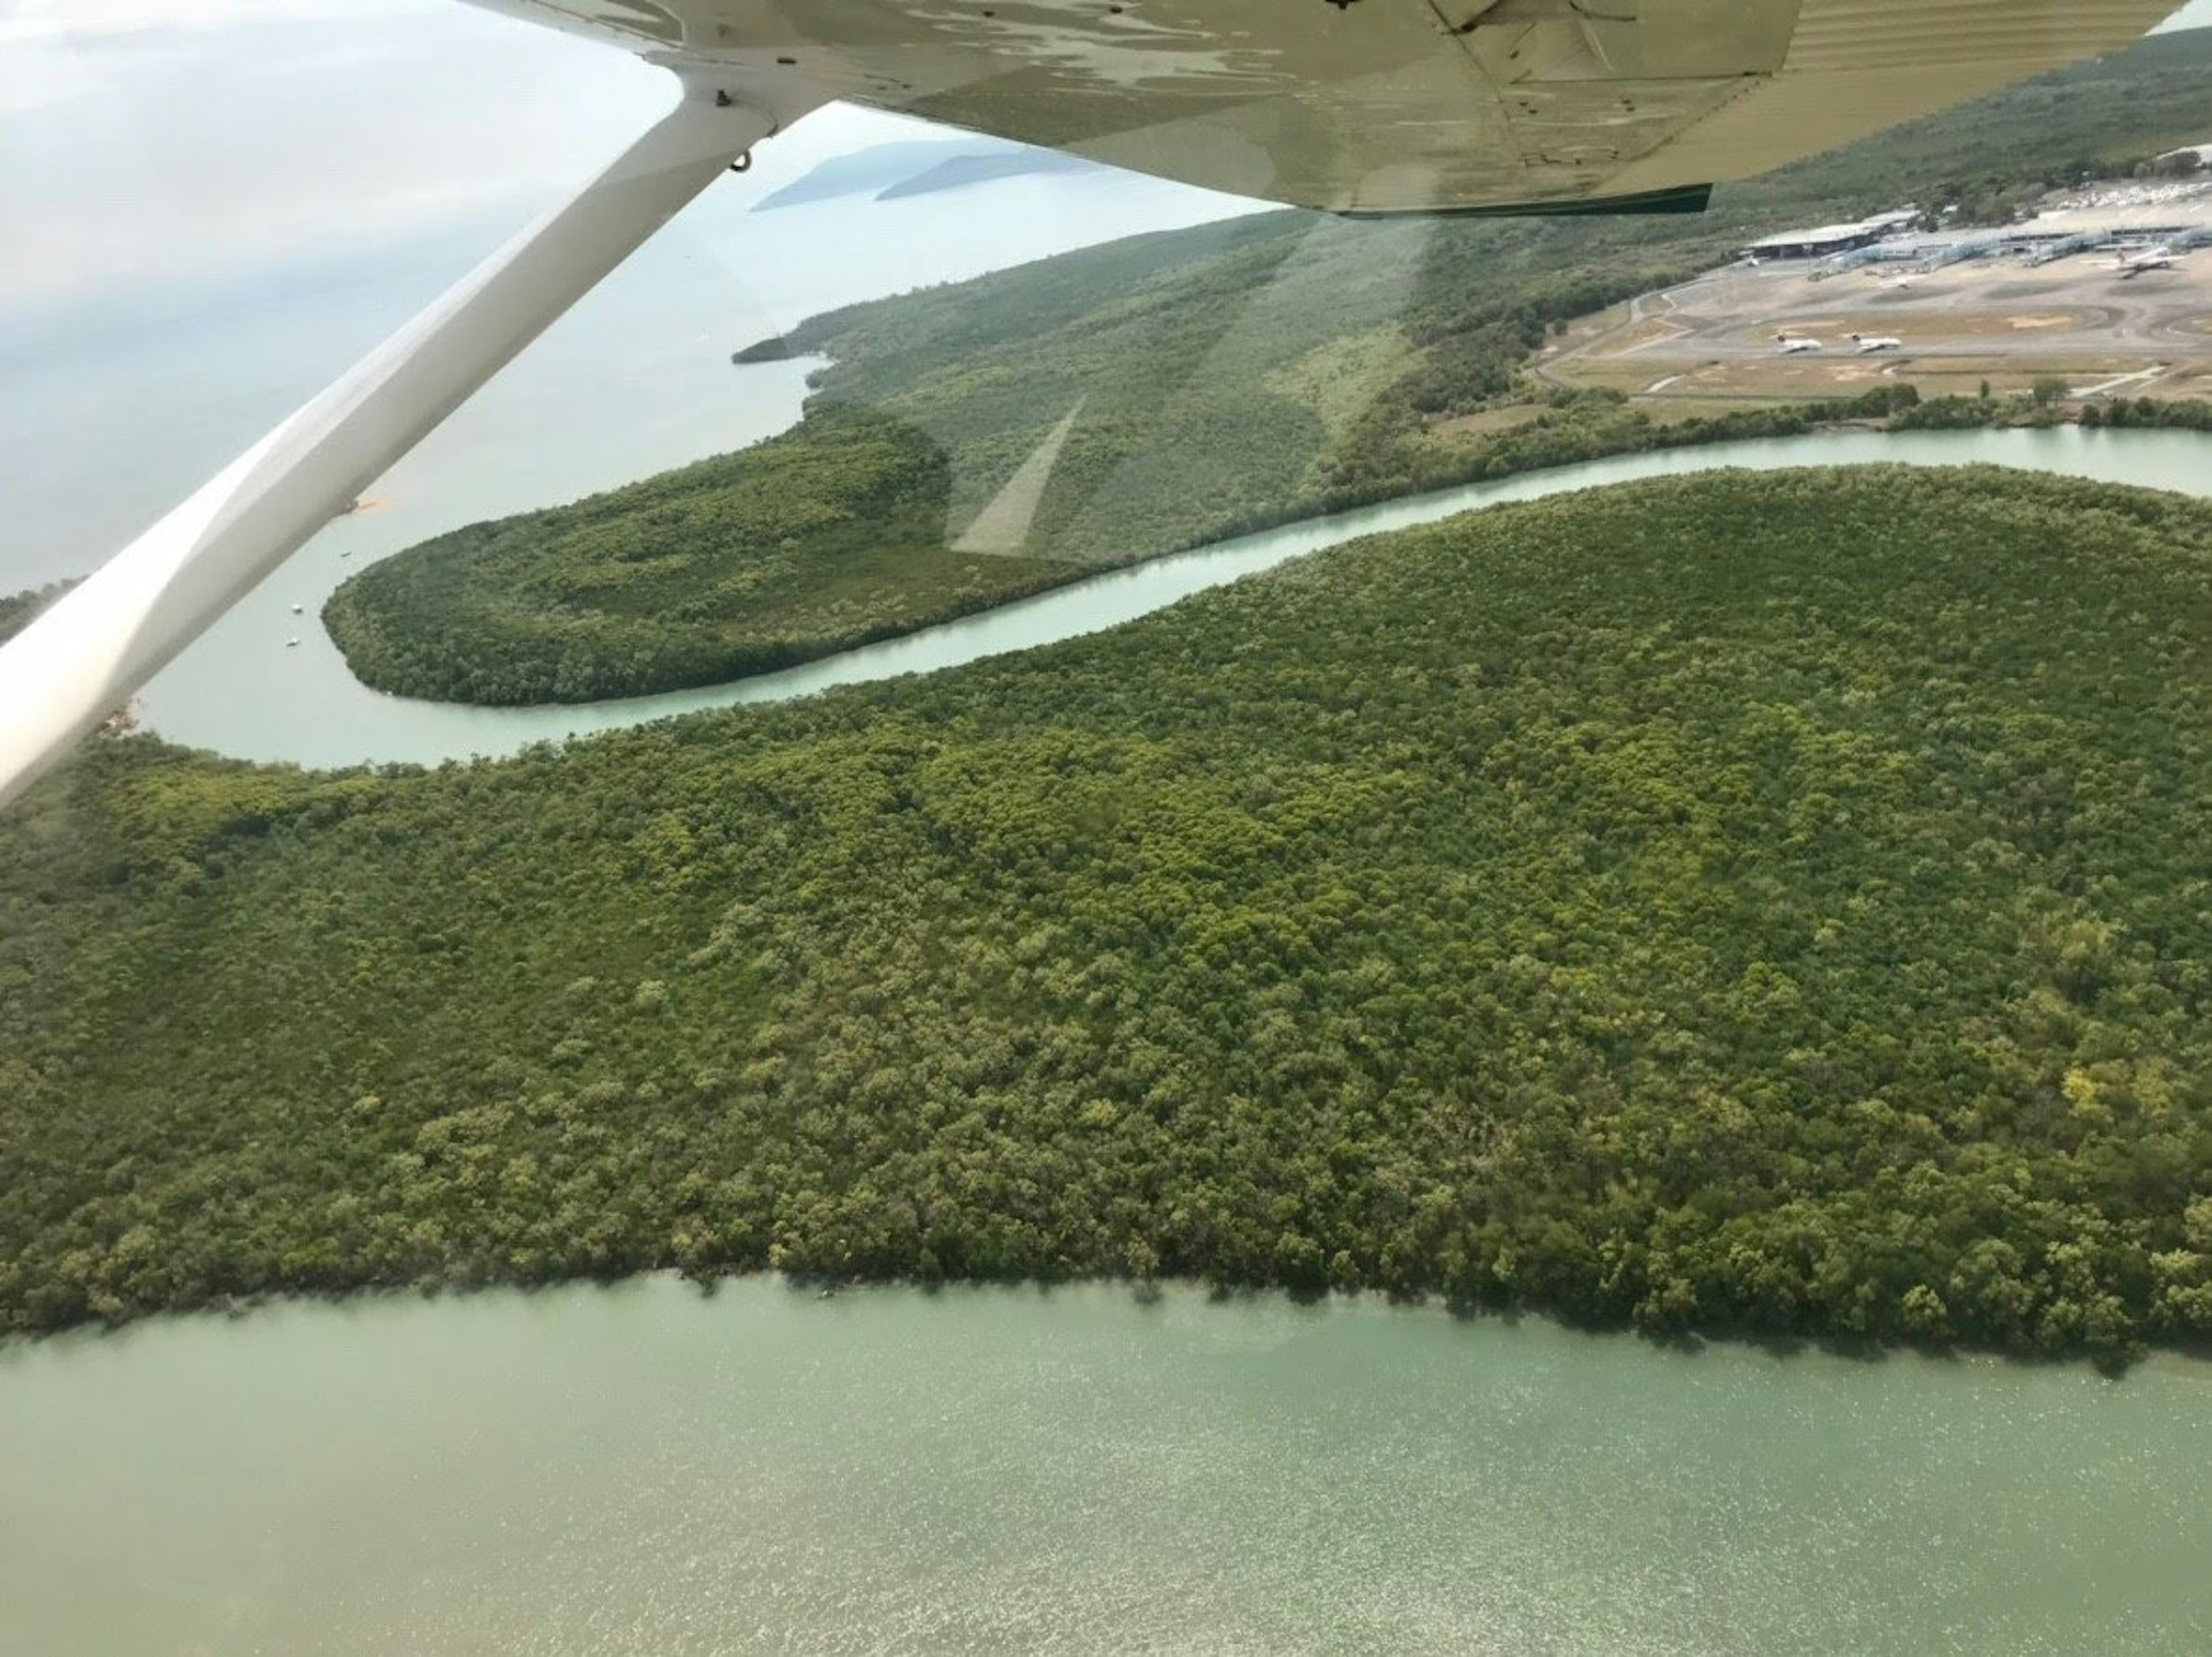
[0,0,922,315]
[3,0,2209,318]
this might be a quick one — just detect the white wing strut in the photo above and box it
[0,84,791,811]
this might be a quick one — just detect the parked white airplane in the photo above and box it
[1776,334,1824,354]
[0,0,2181,809]
[1850,333,1904,352]
[2113,245,2186,277]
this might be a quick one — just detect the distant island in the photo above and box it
[751,137,1104,211]
[875,148,1101,200]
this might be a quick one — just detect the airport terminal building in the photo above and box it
[1741,211,1919,261]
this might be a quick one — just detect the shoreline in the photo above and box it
[13,1264,2210,1373]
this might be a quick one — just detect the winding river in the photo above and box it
[7,428,2209,1652]
[137,424,2212,767]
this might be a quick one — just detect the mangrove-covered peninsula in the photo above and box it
[5,466,2209,1359]
[317,30,2212,706]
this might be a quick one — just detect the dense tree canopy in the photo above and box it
[6,467,2209,1359]
[325,404,1080,703]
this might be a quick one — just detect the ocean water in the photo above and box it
[0,153,1259,596]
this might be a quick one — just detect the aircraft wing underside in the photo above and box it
[474,0,2177,214]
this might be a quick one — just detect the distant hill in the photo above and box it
[876,148,1100,200]
[754,138,1104,210]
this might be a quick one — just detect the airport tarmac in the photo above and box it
[1539,246,2212,403]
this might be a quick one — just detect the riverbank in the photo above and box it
[111,423,2212,769]
[319,371,2210,712]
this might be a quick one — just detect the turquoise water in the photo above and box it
[1,1277,2205,1655]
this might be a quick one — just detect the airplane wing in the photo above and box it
[473,0,2177,215]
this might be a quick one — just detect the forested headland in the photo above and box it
[321,404,1080,704]
[8,467,2211,1360]
[321,31,2212,706]
[0,580,73,643]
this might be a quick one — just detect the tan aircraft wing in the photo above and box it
[474,0,2176,213]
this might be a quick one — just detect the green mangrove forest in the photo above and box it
[320,31,2212,706]
[6,467,2210,1359]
